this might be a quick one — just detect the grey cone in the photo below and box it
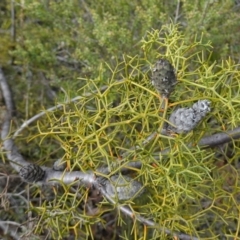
[151,59,177,98]
[167,100,211,133]
[19,164,45,182]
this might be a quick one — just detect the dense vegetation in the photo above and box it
[1,0,240,239]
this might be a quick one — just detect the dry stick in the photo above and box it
[13,81,124,138]
[121,127,240,173]
[198,127,240,147]
[0,69,198,240]
[0,68,27,172]
[174,0,182,23]
[10,0,16,65]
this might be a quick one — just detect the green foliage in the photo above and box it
[182,0,240,61]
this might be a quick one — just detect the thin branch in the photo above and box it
[10,0,16,65]
[12,82,124,138]
[0,67,27,172]
[120,127,240,173]
[198,127,240,147]
[0,68,15,116]
[174,0,181,23]
[10,0,16,43]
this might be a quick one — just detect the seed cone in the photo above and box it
[167,100,211,133]
[20,164,45,182]
[151,59,177,98]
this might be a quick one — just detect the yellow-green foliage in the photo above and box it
[27,24,240,239]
